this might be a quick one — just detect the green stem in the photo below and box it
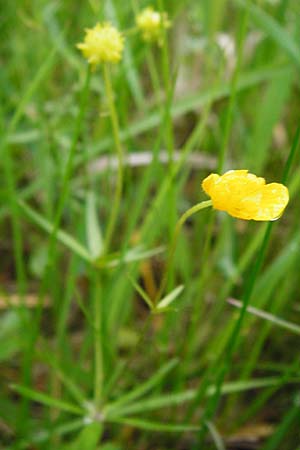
[146,46,162,99]
[94,271,104,407]
[156,200,213,302]
[217,7,249,172]
[102,63,124,254]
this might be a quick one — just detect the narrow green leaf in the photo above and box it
[65,421,103,450]
[11,384,85,415]
[156,285,184,310]
[16,420,85,449]
[108,377,299,417]
[105,358,179,414]
[19,200,91,262]
[126,272,154,310]
[236,0,300,68]
[85,191,104,259]
[38,349,87,406]
[96,245,165,268]
[206,421,226,450]
[110,417,200,433]
[228,298,300,336]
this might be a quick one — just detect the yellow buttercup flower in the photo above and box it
[77,23,124,66]
[136,7,171,44]
[202,170,289,221]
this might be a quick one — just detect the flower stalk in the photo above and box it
[156,200,212,303]
[102,63,124,254]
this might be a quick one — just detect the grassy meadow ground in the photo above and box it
[1,0,300,448]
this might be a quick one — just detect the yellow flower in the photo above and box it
[77,23,124,66]
[202,170,289,221]
[136,7,171,44]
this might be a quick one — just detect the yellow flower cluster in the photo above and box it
[77,23,124,66]
[136,7,171,44]
[202,170,289,221]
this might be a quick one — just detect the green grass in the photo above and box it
[1,0,300,449]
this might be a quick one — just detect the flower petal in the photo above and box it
[201,170,289,221]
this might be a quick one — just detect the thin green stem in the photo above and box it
[217,7,249,172]
[94,271,104,407]
[146,46,162,100]
[102,63,124,254]
[156,200,212,303]
[157,0,174,164]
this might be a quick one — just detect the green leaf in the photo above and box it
[0,311,24,361]
[105,358,179,414]
[85,191,104,259]
[110,417,200,433]
[156,285,184,310]
[16,420,85,449]
[65,422,103,450]
[19,200,91,262]
[11,384,85,415]
[96,245,165,268]
[228,298,300,336]
[107,390,195,417]
[108,377,300,417]
[38,350,87,406]
[126,272,154,310]
[206,421,226,450]
[235,0,300,68]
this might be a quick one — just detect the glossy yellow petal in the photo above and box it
[202,170,289,221]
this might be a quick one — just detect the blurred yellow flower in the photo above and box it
[77,23,124,66]
[136,7,171,44]
[202,170,289,221]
